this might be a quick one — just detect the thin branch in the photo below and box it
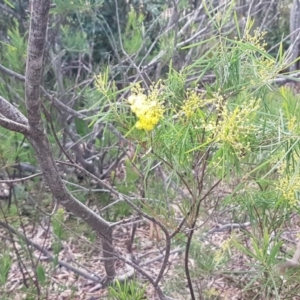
[0,172,42,183]
[111,216,141,227]
[205,222,251,236]
[0,64,25,82]
[0,116,29,134]
[41,87,86,119]
[0,221,103,283]
[112,250,171,300]
[0,95,28,125]
[140,247,184,267]
[0,64,87,120]
[55,158,172,291]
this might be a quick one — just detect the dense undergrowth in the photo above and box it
[0,0,300,299]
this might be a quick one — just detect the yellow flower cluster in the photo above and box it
[204,97,259,154]
[181,90,202,118]
[180,90,224,119]
[255,57,276,83]
[276,164,300,207]
[242,23,281,84]
[244,28,267,51]
[128,83,164,131]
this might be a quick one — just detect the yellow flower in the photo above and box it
[244,28,267,51]
[181,90,202,118]
[203,97,259,155]
[128,83,164,131]
[136,119,154,131]
[276,163,300,207]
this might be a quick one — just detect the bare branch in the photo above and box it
[25,0,51,129]
[0,172,42,183]
[0,64,87,120]
[0,64,25,82]
[0,95,28,125]
[0,116,28,134]
[0,221,103,284]
[140,247,183,267]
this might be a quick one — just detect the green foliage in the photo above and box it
[92,12,300,298]
[233,233,284,297]
[108,279,146,300]
[36,264,46,286]
[123,8,144,55]
[51,0,164,65]
[51,208,66,256]
[0,252,12,285]
[1,0,300,298]
[53,0,96,13]
[0,129,36,168]
[7,204,18,217]
[74,118,90,137]
[3,0,14,8]
[52,208,66,240]
[159,32,177,62]
[102,17,291,184]
[189,241,220,275]
[61,25,89,53]
[3,22,27,73]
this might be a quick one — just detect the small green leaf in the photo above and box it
[36,264,46,285]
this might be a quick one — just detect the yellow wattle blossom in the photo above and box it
[255,57,276,83]
[128,83,164,131]
[241,21,283,84]
[180,90,224,119]
[204,97,259,155]
[276,163,300,207]
[181,90,202,118]
[243,28,267,51]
